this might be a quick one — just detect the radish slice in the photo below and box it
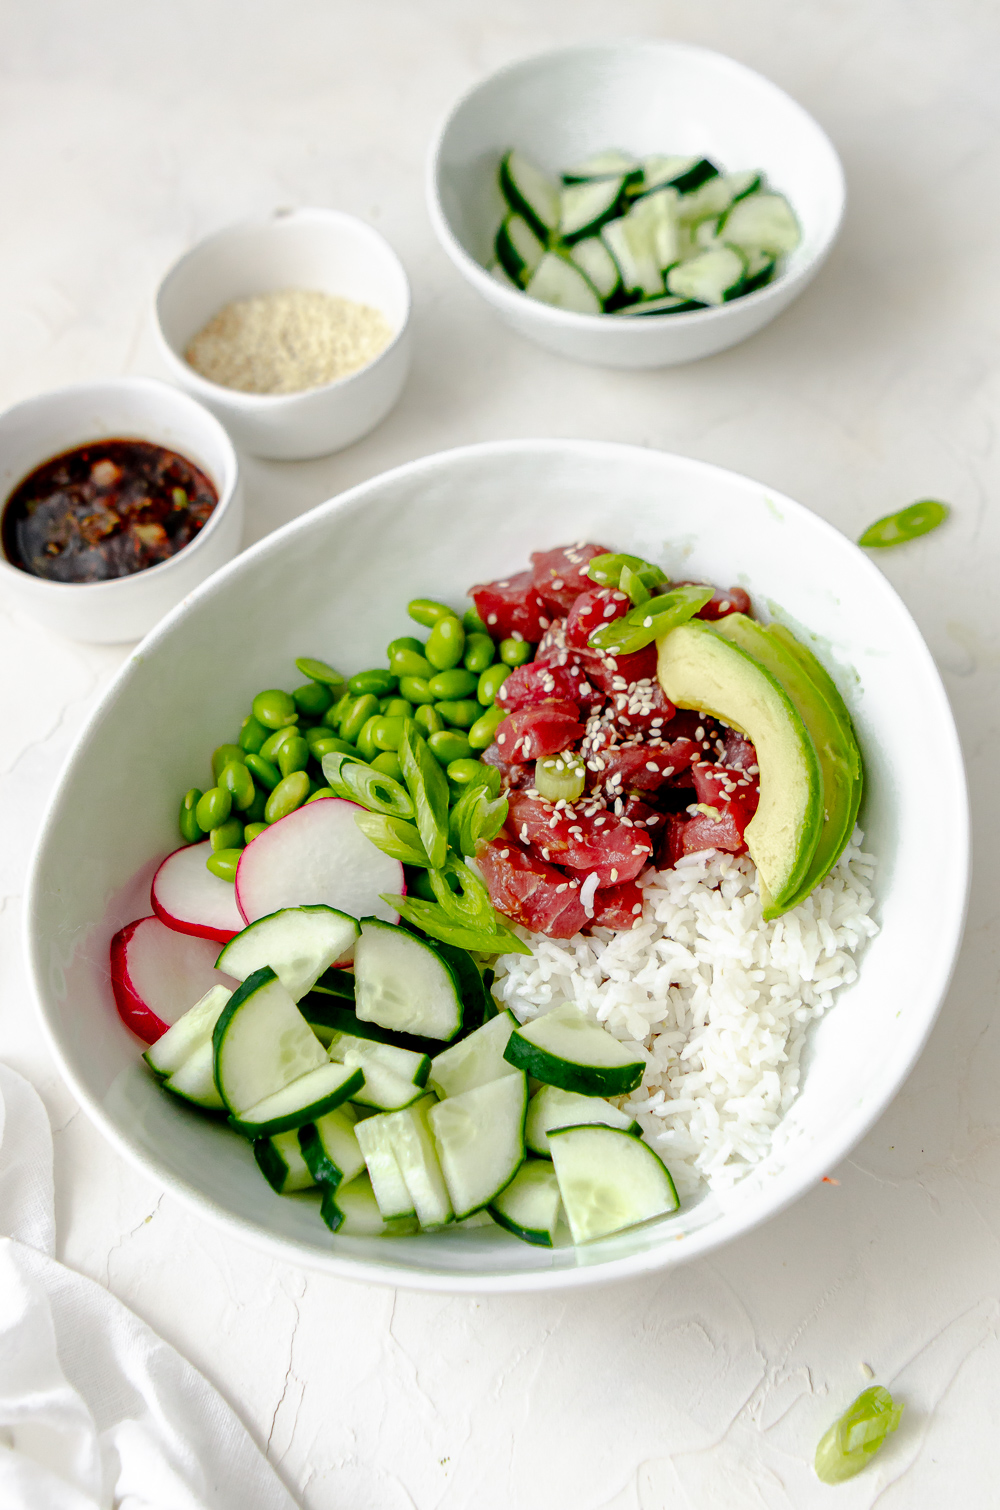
[235,798,403,927]
[152,841,245,943]
[110,915,237,1043]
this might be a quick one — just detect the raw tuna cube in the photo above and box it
[494,702,583,763]
[575,643,659,693]
[478,834,589,938]
[684,583,752,620]
[530,543,610,614]
[591,879,645,930]
[470,569,550,642]
[721,727,758,770]
[497,659,603,715]
[506,793,653,886]
[565,587,630,648]
[588,737,700,795]
[673,806,747,857]
[605,677,676,737]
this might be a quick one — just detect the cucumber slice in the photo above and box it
[354,919,464,1041]
[229,1059,364,1137]
[639,154,703,192]
[742,248,776,293]
[721,192,801,255]
[694,216,723,249]
[614,294,702,316]
[494,214,546,289]
[299,997,440,1056]
[340,1047,427,1112]
[569,236,621,300]
[489,259,519,291]
[428,1010,520,1100]
[663,157,718,194]
[328,1030,429,1089]
[215,905,359,1003]
[667,245,747,306]
[212,966,328,1114]
[678,170,761,224]
[428,1073,527,1220]
[601,215,663,298]
[354,1114,416,1219]
[563,149,639,183]
[489,1159,562,1247]
[559,176,624,243]
[504,1002,645,1096]
[548,1124,679,1242]
[298,1107,365,1188]
[499,149,559,240]
[320,1173,419,1237]
[254,1128,316,1194]
[384,1095,454,1229]
[163,1038,225,1111]
[525,1083,642,1156]
[433,941,490,1032]
[144,984,231,1078]
[525,253,602,315]
[308,967,356,1001]
[628,187,681,269]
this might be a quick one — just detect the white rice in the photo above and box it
[492,830,878,1199]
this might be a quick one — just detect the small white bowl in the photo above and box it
[26,440,968,1292]
[428,41,846,368]
[0,377,242,644]
[154,209,412,461]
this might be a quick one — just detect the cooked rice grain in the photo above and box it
[493,831,877,1198]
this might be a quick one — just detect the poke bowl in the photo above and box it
[25,439,968,1292]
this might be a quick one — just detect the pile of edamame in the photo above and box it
[177,597,531,884]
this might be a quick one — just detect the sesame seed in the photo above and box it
[645,761,659,772]
[632,903,643,915]
[487,613,498,625]
[695,726,705,741]
[497,733,506,745]
[552,578,565,591]
[643,616,653,628]
[610,867,618,882]
[511,630,524,642]
[499,849,510,859]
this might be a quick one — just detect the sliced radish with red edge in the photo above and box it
[235,798,403,927]
[110,915,237,1043]
[152,841,245,942]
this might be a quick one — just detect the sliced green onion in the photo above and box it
[586,552,667,590]
[619,564,651,606]
[858,500,949,548]
[588,582,714,654]
[353,812,431,868]
[814,1386,903,1484]
[321,751,413,819]
[448,784,508,858]
[398,728,450,869]
[534,752,585,804]
[380,894,531,955]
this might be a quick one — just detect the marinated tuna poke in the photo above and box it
[110,541,877,1247]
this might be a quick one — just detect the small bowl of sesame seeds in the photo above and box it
[154,208,412,460]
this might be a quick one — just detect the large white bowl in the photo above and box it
[26,441,967,1292]
[428,41,845,368]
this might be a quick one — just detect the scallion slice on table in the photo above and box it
[858,500,950,548]
[814,1386,904,1483]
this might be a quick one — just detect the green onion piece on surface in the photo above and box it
[586,552,667,590]
[858,500,949,548]
[353,812,431,868]
[814,1386,904,1484]
[619,564,650,606]
[398,728,450,869]
[588,582,714,654]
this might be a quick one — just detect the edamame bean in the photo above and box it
[324,692,352,730]
[428,729,473,764]
[435,699,480,729]
[244,822,268,844]
[446,758,489,788]
[252,689,297,730]
[387,635,424,658]
[179,789,203,843]
[414,703,443,736]
[306,730,354,760]
[238,716,268,755]
[356,716,382,762]
[468,705,506,750]
[499,637,532,667]
[463,607,489,635]
[390,647,434,680]
[428,667,478,700]
[305,787,335,804]
[371,715,415,752]
[195,786,231,831]
[293,681,334,717]
[278,735,309,777]
[463,633,494,673]
[398,675,436,705]
[212,744,245,781]
[348,668,398,697]
[245,753,281,790]
[477,662,511,705]
[206,849,242,882]
[220,760,256,810]
[260,724,300,763]
[341,693,380,743]
[265,770,310,823]
[380,697,413,718]
[371,751,403,780]
[408,597,454,628]
[295,656,345,688]
[245,786,268,823]
[425,616,465,671]
[211,818,245,852]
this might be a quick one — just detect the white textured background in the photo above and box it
[2,2,999,1504]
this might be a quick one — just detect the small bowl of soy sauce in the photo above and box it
[0,377,242,642]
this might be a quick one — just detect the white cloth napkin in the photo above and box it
[0,1063,299,1510]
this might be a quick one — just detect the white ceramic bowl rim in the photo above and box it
[0,375,240,601]
[154,208,413,409]
[427,39,846,331]
[25,440,969,1293]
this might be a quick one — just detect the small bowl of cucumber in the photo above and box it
[427,40,845,368]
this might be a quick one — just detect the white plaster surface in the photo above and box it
[1,2,998,1503]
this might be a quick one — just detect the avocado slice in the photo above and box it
[710,616,863,909]
[656,620,823,916]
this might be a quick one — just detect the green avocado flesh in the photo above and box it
[656,620,824,917]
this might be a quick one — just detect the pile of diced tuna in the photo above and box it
[469,543,761,939]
